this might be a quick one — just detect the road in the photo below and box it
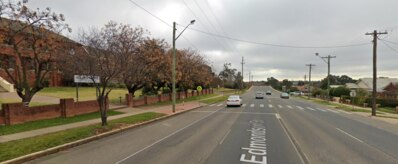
[29,86,398,164]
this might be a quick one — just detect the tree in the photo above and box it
[267,77,280,90]
[0,0,70,105]
[330,86,350,97]
[111,23,146,96]
[60,23,124,126]
[219,63,236,88]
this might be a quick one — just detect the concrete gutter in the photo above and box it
[0,105,203,164]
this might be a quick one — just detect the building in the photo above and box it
[0,18,78,92]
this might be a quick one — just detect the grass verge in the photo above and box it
[0,112,165,162]
[202,95,229,104]
[299,97,383,114]
[0,110,123,135]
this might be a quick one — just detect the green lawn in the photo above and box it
[378,107,398,114]
[37,87,142,103]
[0,110,123,135]
[0,112,165,162]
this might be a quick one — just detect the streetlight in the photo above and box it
[172,20,195,113]
[315,53,336,102]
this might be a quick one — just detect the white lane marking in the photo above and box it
[325,108,339,113]
[260,104,264,108]
[306,107,315,111]
[217,103,224,106]
[250,104,255,107]
[287,105,293,109]
[336,128,364,143]
[316,108,327,112]
[242,104,247,107]
[219,129,231,145]
[275,113,281,119]
[339,110,352,114]
[209,104,216,107]
[278,105,283,108]
[268,104,273,108]
[296,106,304,110]
[115,107,225,164]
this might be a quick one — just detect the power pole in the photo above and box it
[306,64,315,100]
[241,56,245,89]
[366,30,388,116]
[316,53,336,102]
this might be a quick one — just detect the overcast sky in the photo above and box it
[27,0,398,81]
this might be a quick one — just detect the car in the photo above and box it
[280,92,290,99]
[226,95,243,107]
[266,90,271,95]
[255,92,265,99]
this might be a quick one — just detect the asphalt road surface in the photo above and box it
[29,86,398,164]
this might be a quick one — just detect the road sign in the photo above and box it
[197,86,202,92]
[350,90,357,97]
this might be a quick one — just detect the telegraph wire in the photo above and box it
[380,40,398,55]
[128,0,371,49]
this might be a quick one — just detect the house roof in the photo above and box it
[345,83,360,89]
[357,77,398,92]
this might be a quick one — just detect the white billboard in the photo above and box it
[74,75,100,83]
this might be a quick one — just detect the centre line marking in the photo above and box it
[336,128,363,143]
[219,129,231,145]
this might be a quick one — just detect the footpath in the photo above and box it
[0,101,205,143]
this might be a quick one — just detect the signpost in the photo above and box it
[350,90,357,110]
[197,86,203,106]
[74,75,100,102]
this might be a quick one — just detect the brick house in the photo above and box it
[381,82,398,99]
[0,18,79,92]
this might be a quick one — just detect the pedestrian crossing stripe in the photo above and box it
[287,105,293,109]
[325,108,339,113]
[217,103,223,106]
[260,104,264,107]
[242,104,247,107]
[268,104,273,108]
[306,107,315,111]
[296,106,304,110]
[250,104,255,107]
[278,105,283,108]
[316,108,327,112]
[209,104,215,107]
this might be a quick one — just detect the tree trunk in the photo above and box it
[98,95,108,126]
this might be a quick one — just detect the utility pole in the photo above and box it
[366,30,387,116]
[316,53,336,102]
[241,56,245,89]
[306,64,315,100]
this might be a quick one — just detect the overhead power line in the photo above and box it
[380,40,398,55]
[129,0,371,49]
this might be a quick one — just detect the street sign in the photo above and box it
[197,86,203,92]
[74,75,100,83]
[350,90,357,97]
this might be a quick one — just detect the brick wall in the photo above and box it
[0,98,108,125]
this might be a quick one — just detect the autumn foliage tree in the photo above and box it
[0,0,70,105]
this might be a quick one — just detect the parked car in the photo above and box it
[266,90,272,95]
[227,95,243,107]
[280,92,290,99]
[255,92,265,99]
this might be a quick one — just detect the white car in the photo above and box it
[226,95,243,107]
[255,92,265,99]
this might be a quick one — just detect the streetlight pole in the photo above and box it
[316,53,336,102]
[172,20,195,113]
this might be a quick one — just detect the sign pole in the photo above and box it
[76,82,79,102]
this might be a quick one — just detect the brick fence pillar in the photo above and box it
[144,96,148,105]
[126,93,134,107]
[60,98,75,117]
